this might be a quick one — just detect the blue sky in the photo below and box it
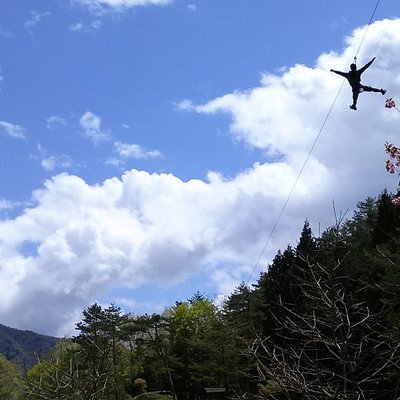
[1,0,400,336]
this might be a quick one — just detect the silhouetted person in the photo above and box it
[330,57,386,110]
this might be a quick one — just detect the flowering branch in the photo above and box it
[384,142,400,206]
[385,98,400,112]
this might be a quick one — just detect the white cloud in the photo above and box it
[187,4,196,11]
[0,121,26,139]
[25,10,51,28]
[46,115,67,129]
[1,18,400,336]
[69,20,102,32]
[0,161,330,335]
[180,19,400,190]
[41,155,72,171]
[74,0,173,13]
[32,145,73,172]
[0,199,21,210]
[106,142,163,167]
[79,111,110,143]
[69,22,84,31]
[114,141,163,160]
[105,157,123,167]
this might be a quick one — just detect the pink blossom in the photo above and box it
[392,197,400,206]
[385,98,396,108]
[385,143,400,161]
[386,160,396,174]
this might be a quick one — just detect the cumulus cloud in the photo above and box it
[1,19,400,336]
[0,121,26,139]
[0,162,324,335]
[179,19,400,198]
[80,111,110,143]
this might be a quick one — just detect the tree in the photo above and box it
[296,220,316,263]
[372,190,400,246]
[256,246,297,333]
[342,197,378,247]
[133,313,177,398]
[26,304,132,400]
[26,341,85,400]
[73,303,131,399]
[222,282,263,336]
[0,354,24,400]
[74,303,113,399]
[253,257,400,400]
[222,283,263,394]
[102,304,129,400]
[167,295,231,400]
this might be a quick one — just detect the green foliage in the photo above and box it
[0,354,24,400]
[166,296,223,399]
[0,324,58,370]
[257,380,283,396]
[133,378,148,394]
[372,190,400,246]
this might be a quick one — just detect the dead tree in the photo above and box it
[253,258,400,400]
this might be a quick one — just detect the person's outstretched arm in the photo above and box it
[330,69,347,78]
[358,57,376,74]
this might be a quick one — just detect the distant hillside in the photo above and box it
[0,324,59,370]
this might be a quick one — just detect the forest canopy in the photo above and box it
[4,190,400,400]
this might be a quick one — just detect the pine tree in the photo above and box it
[74,303,111,399]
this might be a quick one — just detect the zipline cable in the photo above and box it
[246,81,345,285]
[354,0,382,60]
[245,0,382,286]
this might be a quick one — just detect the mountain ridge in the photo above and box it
[0,323,59,370]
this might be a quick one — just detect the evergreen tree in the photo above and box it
[222,283,262,394]
[296,220,316,262]
[0,354,24,400]
[74,303,111,399]
[342,196,378,247]
[133,313,177,398]
[372,190,400,246]
[256,245,297,336]
[73,303,129,399]
[222,282,263,337]
[254,258,400,400]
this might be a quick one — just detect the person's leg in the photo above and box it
[361,84,386,95]
[350,90,359,110]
